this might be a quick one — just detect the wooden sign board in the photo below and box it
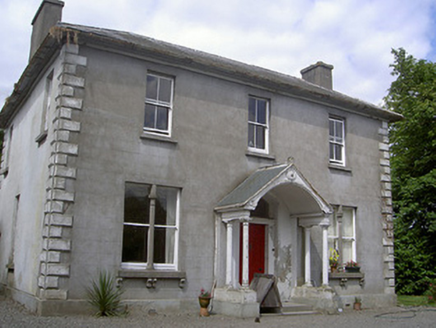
[250,274,282,309]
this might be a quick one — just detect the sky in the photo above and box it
[1,0,436,107]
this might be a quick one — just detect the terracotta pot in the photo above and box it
[198,297,211,316]
[353,302,362,311]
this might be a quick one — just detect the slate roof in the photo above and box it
[0,22,403,127]
[216,164,289,209]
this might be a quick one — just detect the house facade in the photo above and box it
[0,0,401,316]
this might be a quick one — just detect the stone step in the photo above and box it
[281,302,314,313]
[260,302,320,316]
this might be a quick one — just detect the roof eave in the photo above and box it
[70,25,403,123]
[0,35,62,128]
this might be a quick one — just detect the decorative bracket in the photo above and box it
[146,278,157,288]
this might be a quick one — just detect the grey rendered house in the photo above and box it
[0,0,402,317]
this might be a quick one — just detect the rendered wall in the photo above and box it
[1,41,393,314]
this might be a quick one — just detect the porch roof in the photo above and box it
[215,162,333,215]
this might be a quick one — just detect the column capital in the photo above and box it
[319,217,330,228]
[221,210,251,223]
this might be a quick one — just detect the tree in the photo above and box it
[385,48,436,295]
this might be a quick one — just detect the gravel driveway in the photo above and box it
[1,296,436,328]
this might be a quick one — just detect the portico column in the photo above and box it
[241,220,250,288]
[320,217,330,286]
[304,227,312,287]
[225,220,234,286]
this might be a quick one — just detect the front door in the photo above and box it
[239,223,266,284]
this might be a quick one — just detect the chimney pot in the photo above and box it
[30,0,64,60]
[301,61,334,90]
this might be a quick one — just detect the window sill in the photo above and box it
[119,269,186,279]
[328,163,352,173]
[119,269,186,288]
[140,133,178,144]
[329,271,364,287]
[246,151,275,160]
[35,131,48,145]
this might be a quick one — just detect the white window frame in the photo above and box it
[122,183,180,271]
[248,96,269,154]
[329,117,345,166]
[0,126,13,175]
[144,73,174,136]
[36,70,54,143]
[328,206,356,264]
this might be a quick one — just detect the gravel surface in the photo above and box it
[1,296,436,328]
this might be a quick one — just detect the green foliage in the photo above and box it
[424,280,436,304]
[384,48,436,295]
[86,271,125,317]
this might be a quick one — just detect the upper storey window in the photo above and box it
[248,96,269,153]
[144,74,174,136]
[329,117,345,166]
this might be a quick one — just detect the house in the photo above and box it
[0,0,402,317]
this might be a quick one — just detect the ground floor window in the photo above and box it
[328,206,356,264]
[122,182,180,270]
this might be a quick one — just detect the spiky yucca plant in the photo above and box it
[86,271,124,317]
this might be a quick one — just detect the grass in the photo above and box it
[397,295,436,307]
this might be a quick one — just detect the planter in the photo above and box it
[345,266,360,273]
[198,296,211,317]
[353,302,362,311]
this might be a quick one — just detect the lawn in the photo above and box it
[397,295,435,307]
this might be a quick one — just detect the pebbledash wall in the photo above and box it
[0,1,401,316]
[2,41,396,315]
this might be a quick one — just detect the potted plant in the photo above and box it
[329,248,339,272]
[198,288,211,317]
[345,260,360,273]
[353,297,362,310]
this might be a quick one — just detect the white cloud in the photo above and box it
[1,0,435,105]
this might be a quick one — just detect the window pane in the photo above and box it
[342,209,354,237]
[155,187,178,225]
[329,119,334,137]
[334,144,342,161]
[146,75,158,100]
[154,227,175,264]
[144,104,156,129]
[248,98,256,122]
[124,183,150,224]
[122,225,148,262]
[328,216,337,236]
[248,124,255,147]
[156,106,169,131]
[158,78,172,103]
[257,100,267,124]
[256,125,265,149]
[342,240,353,263]
[335,121,343,139]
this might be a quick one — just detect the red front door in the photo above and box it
[239,223,266,284]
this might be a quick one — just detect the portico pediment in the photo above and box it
[215,162,333,216]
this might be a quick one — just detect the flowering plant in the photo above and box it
[345,260,359,268]
[199,288,211,298]
[329,248,339,267]
[424,280,436,304]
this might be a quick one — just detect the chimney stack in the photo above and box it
[301,61,334,90]
[30,0,64,60]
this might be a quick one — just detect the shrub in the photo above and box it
[425,280,436,304]
[86,271,125,317]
